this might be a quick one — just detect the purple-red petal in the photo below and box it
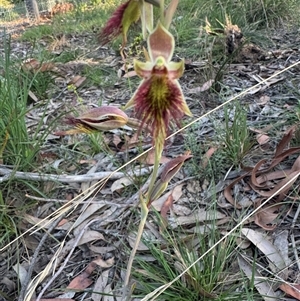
[98,0,131,46]
[132,76,188,146]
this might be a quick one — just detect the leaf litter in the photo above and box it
[2,18,300,301]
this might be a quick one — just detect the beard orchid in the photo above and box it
[124,22,192,151]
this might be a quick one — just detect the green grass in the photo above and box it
[0,32,67,247]
[81,64,120,87]
[218,102,254,167]
[19,0,299,58]
[132,211,263,300]
[0,35,37,170]
[171,0,298,58]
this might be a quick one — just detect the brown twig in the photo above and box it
[0,166,152,183]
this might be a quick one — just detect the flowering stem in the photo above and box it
[123,146,162,289]
[124,193,149,287]
[147,146,163,201]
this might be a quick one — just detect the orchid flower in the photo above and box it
[124,21,192,153]
[123,22,192,290]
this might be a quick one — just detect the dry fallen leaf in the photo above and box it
[280,283,300,300]
[241,228,288,279]
[188,79,214,94]
[23,214,72,231]
[103,283,114,301]
[93,256,115,268]
[91,269,110,301]
[22,58,55,72]
[28,90,39,102]
[111,177,134,193]
[73,203,106,228]
[69,75,86,87]
[256,133,270,145]
[59,230,105,263]
[257,95,270,105]
[238,255,277,301]
[254,201,280,230]
[13,264,28,287]
[273,230,290,267]
[201,147,217,168]
[170,208,226,228]
[67,261,96,290]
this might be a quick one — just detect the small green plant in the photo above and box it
[27,70,54,100]
[0,33,62,171]
[54,49,81,64]
[0,36,36,169]
[218,102,253,167]
[132,214,245,300]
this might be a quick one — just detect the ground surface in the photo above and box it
[1,14,300,301]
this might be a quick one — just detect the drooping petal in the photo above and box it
[98,1,129,45]
[98,0,140,47]
[148,21,175,62]
[65,107,128,132]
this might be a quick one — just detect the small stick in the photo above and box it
[0,166,151,183]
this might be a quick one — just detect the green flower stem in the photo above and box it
[147,146,163,201]
[124,146,162,288]
[124,193,149,287]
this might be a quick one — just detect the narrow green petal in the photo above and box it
[134,59,153,78]
[164,0,179,29]
[167,60,185,79]
[121,0,141,46]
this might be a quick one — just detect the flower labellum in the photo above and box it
[124,22,192,151]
